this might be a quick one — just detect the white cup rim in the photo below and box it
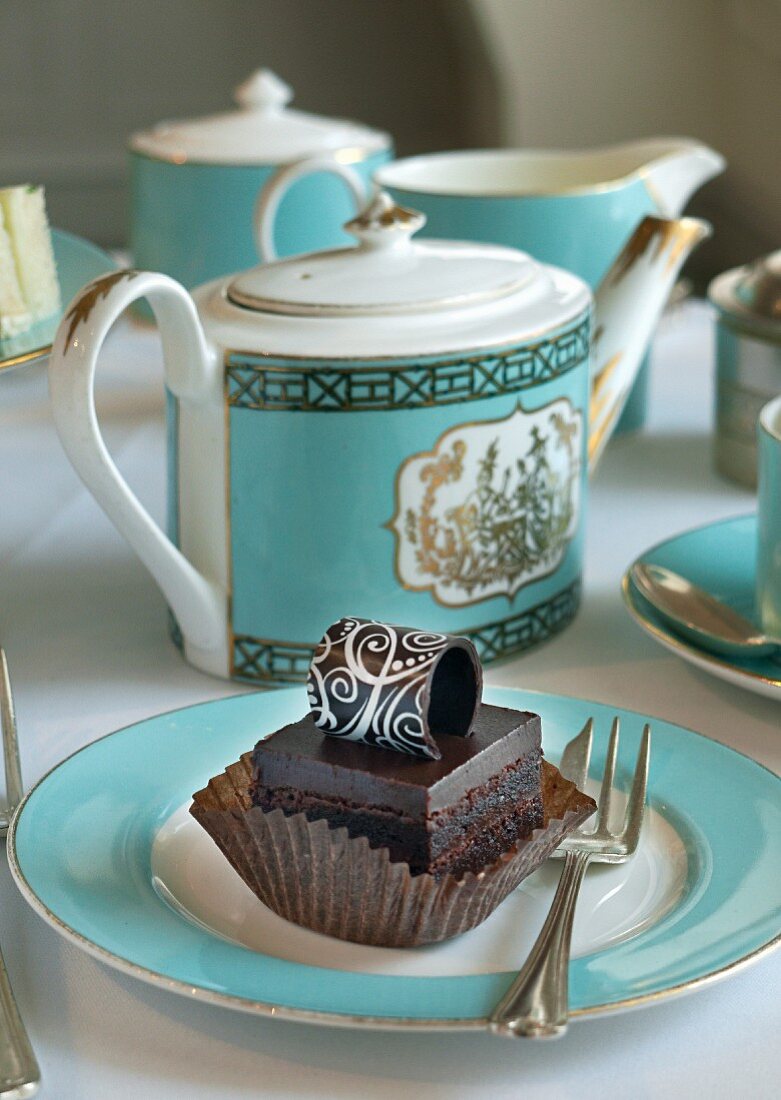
[759,394,781,443]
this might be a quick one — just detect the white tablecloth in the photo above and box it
[0,300,778,1099]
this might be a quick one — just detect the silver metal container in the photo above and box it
[709,251,781,488]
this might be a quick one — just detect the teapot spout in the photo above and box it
[589,215,711,471]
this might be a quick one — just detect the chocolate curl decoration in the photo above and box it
[307,617,482,760]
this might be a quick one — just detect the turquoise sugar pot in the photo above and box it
[48,176,709,685]
[129,69,392,290]
[377,138,724,434]
[710,251,781,487]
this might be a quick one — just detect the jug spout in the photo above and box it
[589,215,711,470]
[635,137,725,217]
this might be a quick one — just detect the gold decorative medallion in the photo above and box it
[389,399,582,607]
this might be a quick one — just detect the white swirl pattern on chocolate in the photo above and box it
[307,618,452,758]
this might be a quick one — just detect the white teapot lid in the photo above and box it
[129,69,390,165]
[228,192,547,317]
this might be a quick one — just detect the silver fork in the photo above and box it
[489,716,651,1039]
[0,649,40,1098]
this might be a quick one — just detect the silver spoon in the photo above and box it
[630,562,780,660]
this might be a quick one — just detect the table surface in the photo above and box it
[0,300,778,1099]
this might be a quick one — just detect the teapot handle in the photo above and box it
[255,156,369,262]
[48,271,226,656]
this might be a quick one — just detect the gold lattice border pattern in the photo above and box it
[231,579,580,685]
[225,316,590,413]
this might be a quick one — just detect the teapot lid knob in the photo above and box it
[344,190,426,251]
[234,69,293,112]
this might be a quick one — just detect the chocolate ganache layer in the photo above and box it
[251,703,543,877]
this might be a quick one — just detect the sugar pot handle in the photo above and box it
[255,155,369,262]
[47,270,226,655]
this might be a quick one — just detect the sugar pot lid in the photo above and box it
[709,250,781,342]
[129,69,390,166]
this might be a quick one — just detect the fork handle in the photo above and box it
[0,941,39,1098]
[488,849,591,1039]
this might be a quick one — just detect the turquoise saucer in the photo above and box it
[0,228,117,372]
[623,514,781,700]
[8,686,781,1029]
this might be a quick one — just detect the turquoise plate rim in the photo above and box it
[622,513,781,694]
[8,685,781,1031]
[0,228,117,372]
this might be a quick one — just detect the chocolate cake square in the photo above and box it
[251,702,543,878]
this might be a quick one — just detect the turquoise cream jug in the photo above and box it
[48,172,709,684]
[376,139,724,433]
[129,69,392,290]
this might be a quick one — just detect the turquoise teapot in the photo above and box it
[48,178,709,684]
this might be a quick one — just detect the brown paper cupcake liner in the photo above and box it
[190,754,596,948]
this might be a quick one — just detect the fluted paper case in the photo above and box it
[190,754,595,948]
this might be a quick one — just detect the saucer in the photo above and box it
[622,514,781,700]
[9,686,781,1029]
[0,228,117,372]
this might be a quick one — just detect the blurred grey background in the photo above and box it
[1,0,779,278]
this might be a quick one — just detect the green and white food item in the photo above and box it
[0,185,60,339]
